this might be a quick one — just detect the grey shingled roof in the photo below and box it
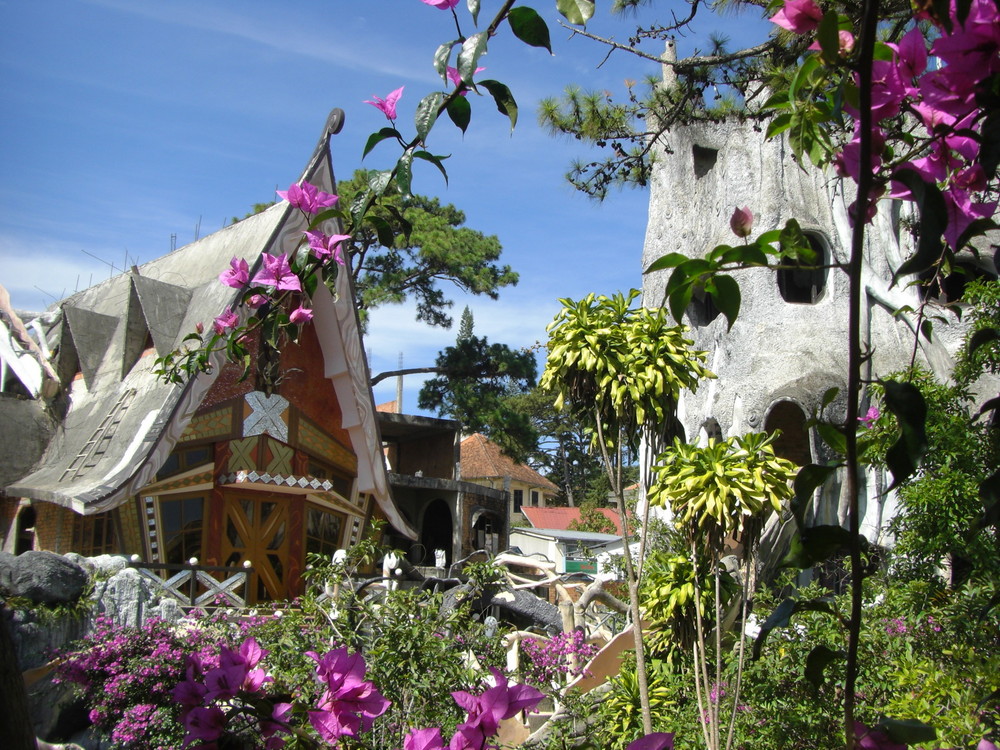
[5,110,416,539]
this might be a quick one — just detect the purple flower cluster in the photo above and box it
[55,617,202,750]
[521,630,599,688]
[173,636,291,750]
[772,0,999,241]
[306,647,390,743]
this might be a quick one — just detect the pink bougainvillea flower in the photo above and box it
[404,727,446,750]
[219,257,250,288]
[252,253,301,292]
[626,733,676,750]
[858,406,880,426]
[365,86,404,120]
[890,27,928,88]
[729,206,754,238]
[854,722,907,750]
[247,292,269,309]
[304,229,350,265]
[451,668,544,741]
[446,65,486,95]
[942,187,996,249]
[182,706,227,746]
[289,306,314,325]
[420,0,461,8]
[978,740,999,750]
[306,648,390,743]
[212,307,239,336]
[770,0,823,34]
[276,181,338,215]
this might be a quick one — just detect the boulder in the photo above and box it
[10,551,88,606]
[0,550,16,593]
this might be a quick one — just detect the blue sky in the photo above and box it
[0,0,770,412]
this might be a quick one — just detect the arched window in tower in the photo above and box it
[763,400,812,466]
[777,233,828,304]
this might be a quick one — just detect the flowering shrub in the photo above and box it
[521,630,599,689]
[55,617,212,750]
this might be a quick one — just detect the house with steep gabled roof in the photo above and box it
[459,433,560,527]
[0,109,416,602]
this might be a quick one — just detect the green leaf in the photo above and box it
[876,718,936,745]
[821,387,839,409]
[363,127,402,159]
[753,596,838,659]
[665,266,692,324]
[364,215,395,249]
[816,11,841,63]
[645,252,689,274]
[467,0,480,26]
[892,169,946,282]
[816,421,846,456]
[779,218,815,262]
[508,7,552,53]
[556,0,595,25]
[433,41,455,83]
[458,31,488,81]
[711,274,740,331]
[479,79,518,131]
[781,524,855,568]
[788,55,821,104]
[882,379,928,490]
[805,645,845,689]
[446,95,472,134]
[412,150,450,185]
[395,152,413,198]
[367,170,393,196]
[765,112,794,139]
[414,92,444,143]
[792,464,839,528]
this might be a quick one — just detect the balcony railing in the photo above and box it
[128,560,253,609]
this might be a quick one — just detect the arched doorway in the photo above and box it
[420,499,453,567]
[763,400,812,466]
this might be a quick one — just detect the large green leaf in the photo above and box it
[466,0,480,26]
[805,645,845,689]
[446,95,471,134]
[412,150,450,185]
[479,79,518,131]
[779,218,816,263]
[414,92,444,143]
[711,274,740,331]
[363,127,402,159]
[557,0,595,25]
[753,596,838,659]
[791,464,840,528]
[645,252,688,274]
[457,32,488,81]
[781,524,856,569]
[508,6,552,53]
[882,379,927,489]
[433,41,454,83]
[877,718,937,744]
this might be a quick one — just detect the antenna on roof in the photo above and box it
[396,352,404,413]
[81,248,123,279]
[194,216,202,241]
[170,233,177,252]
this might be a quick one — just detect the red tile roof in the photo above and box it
[520,506,626,536]
[459,433,559,493]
